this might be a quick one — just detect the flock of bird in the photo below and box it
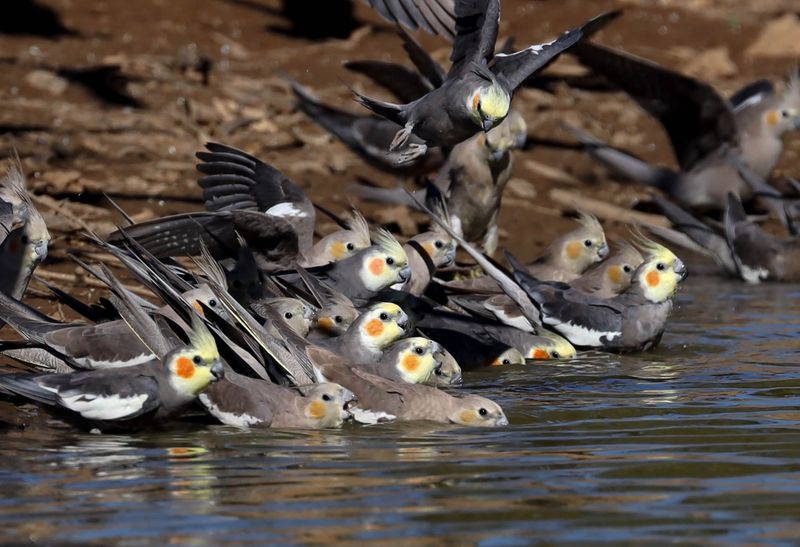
[0,0,798,433]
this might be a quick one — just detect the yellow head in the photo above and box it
[525,333,576,360]
[168,317,223,397]
[301,383,354,428]
[489,347,525,366]
[356,302,409,351]
[468,83,511,132]
[358,229,410,291]
[450,395,508,427]
[389,337,440,384]
[632,235,687,303]
[559,212,608,271]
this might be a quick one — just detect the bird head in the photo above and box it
[602,241,644,295]
[559,212,608,272]
[632,235,687,303]
[358,229,410,291]
[484,109,528,160]
[525,333,577,360]
[267,297,316,337]
[764,71,800,135]
[410,230,457,268]
[430,345,462,386]
[389,337,440,384]
[300,383,355,427]
[187,285,229,320]
[449,395,508,427]
[489,347,525,366]
[356,302,409,351]
[468,82,511,133]
[167,317,224,396]
[322,209,372,262]
[316,292,358,336]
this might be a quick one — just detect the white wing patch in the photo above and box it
[495,38,556,59]
[738,263,769,284]
[350,408,396,425]
[60,392,149,420]
[198,393,263,428]
[73,353,155,370]
[266,202,307,219]
[547,318,620,347]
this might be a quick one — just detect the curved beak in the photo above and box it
[34,240,48,262]
[490,148,506,162]
[396,311,410,331]
[444,246,457,267]
[597,243,609,260]
[398,265,411,282]
[482,118,496,132]
[674,259,688,280]
[496,414,509,427]
[210,361,225,382]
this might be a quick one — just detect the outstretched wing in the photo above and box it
[363,0,456,39]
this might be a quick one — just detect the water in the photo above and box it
[2,278,800,544]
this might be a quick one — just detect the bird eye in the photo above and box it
[334,315,343,323]
[414,347,424,355]
[208,299,217,307]
[623,265,632,273]
[192,355,202,364]
[346,242,355,251]
[434,368,443,376]
[322,394,331,401]
[584,239,592,247]
[284,312,293,319]
[502,359,510,365]
[20,235,29,245]
[782,110,790,118]
[479,408,488,417]
[434,240,443,249]
[379,312,389,321]
[386,257,394,265]
[551,351,560,359]
[656,262,666,271]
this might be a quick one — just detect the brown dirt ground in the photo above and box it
[0,0,799,320]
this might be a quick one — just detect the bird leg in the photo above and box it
[389,123,414,152]
[395,143,428,166]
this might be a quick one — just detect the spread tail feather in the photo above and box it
[352,91,405,126]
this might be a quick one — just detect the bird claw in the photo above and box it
[394,143,427,166]
[389,125,413,152]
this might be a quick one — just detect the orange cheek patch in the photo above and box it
[566,241,583,260]
[402,354,420,373]
[176,356,195,379]
[490,358,503,366]
[646,270,660,287]
[607,266,623,285]
[309,400,326,419]
[472,92,480,111]
[422,243,434,257]
[369,257,385,276]
[530,348,550,360]
[331,241,346,259]
[766,110,780,126]
[459,410,477,424]
[365,318,384,337]
[318,317,334,331]
[192,301,205,316]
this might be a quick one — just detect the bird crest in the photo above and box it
[187,314,220,364]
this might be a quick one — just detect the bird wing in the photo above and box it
[723,193,777,283]
[363,0,456,39]
[571,40,737,172]
[729,79,775,112]
[447,0,499,78]
[345,60,434,103]
[39,369,160,421]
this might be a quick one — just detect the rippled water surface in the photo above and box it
[2,278,800,544]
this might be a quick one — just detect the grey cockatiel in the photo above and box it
[397,228,457,296]
[568,40,800,210]
[0,156,50,303]
[570,241,644,298]
[506,238,687,353]
[293,266,360,339]
[291,80,445,177]
[354,0,620,163]
[316,302,409,364]
[299,209,372,268]
[0,318,224,433]
[308,346,508,426]
[653,193,800,283]
[199,367,354,429]
[354,337,455,385]
[250,297,316,337]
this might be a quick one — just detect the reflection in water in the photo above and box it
[2,279,800,542]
